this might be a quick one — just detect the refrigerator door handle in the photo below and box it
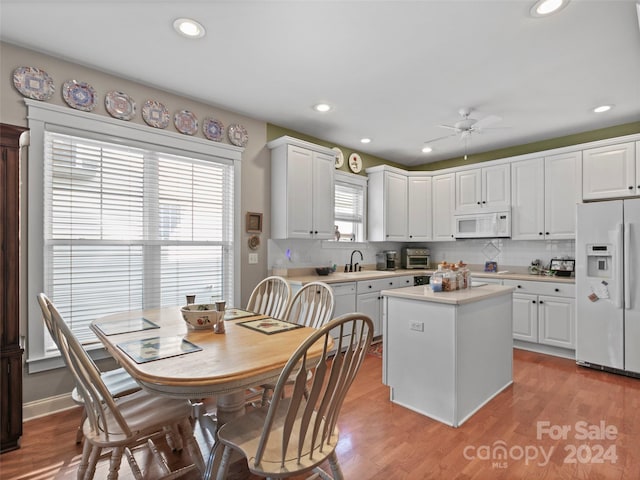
[625,222,632,310]
[615,223,624,309]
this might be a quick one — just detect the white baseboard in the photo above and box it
[23,393,79,421]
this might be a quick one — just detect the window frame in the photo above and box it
[25,100,243,373]
[333,170,368,243]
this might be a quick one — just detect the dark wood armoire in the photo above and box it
[1,123,27,453]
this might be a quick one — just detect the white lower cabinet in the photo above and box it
[356,276,414,337]
[331,282,356,317]
[503,279,575,350]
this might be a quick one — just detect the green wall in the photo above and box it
[269,121,640,173]
[266,124,405,175]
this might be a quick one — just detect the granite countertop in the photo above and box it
[381,284,515,305]
[281,264,574,285]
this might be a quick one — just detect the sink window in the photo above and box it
[334,171,367,242]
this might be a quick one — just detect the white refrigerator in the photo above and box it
[576,198,640,375]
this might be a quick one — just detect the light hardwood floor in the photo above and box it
[2,349,640,479]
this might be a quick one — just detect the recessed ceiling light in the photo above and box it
[313,103,332,113]
[360,138,371,144]
[173,18,206,39]
[593,104,613,113]
[530,0,569,17]
[422,146,433,154]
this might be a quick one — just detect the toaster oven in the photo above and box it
[402,248,430,269]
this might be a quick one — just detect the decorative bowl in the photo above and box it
[315,267,333,276]
[180,304,222,329]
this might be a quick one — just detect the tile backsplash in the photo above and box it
[268,238,575,271]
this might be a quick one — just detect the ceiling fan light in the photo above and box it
[360,138,371,144]
[530,0,568,17]
[421,146,433,153]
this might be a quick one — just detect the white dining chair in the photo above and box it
[257,281,335,406]
[45,297,205,480]
[214,313,374,480]
[37,293,141,445]
[246,276,292,320]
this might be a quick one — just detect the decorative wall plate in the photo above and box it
[332,147,344,168]
[13,66,55,101]
[348,153,363,173]
[105,90,136,120]
[142,100,170,128]
[248,234,260,250]
[227,123,249,147]
[203,118,224,141]
[62,80,97,111]
[174,110,198,135]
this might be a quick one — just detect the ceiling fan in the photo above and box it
[424,107,503,145]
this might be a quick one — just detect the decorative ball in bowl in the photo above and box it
[180,304,222,329]
[315,267,333,276]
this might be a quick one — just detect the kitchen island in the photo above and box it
[382,283,514,427]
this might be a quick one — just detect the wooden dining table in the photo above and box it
[90,306,328,477]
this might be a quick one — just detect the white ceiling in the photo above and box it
[1,0,639,165]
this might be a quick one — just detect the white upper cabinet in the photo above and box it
[269,137,335,239]
[511,152,581,240]
[407,175,432,241]
[367,167,408,241]
[455,164,510,213]
[432,173,455,241]
[582,142,637,200]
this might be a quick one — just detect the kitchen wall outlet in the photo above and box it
[410,321,424,332]
[248,253,258,264]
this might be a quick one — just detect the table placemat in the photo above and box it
[94,317,160,336]
[117,336,202,364]
[224,308,257,321]
[237,317,303,335]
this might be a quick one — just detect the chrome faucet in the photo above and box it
[349,250,364,272]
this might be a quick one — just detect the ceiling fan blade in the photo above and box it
[472,114,502,129]
[438,124,459,131]
[423,133,457,144]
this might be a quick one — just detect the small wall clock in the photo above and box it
[348,153,363,173]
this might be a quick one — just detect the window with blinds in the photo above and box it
[44,131,235,347]
[334,176,365,242]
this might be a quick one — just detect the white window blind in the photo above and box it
[44,131,234,347]
[334,177,365,242]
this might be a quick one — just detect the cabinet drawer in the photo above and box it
[357,275,413,293]
[331,282,356,296]
[502,279,575,298]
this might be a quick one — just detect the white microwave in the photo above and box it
[454,211,511,239]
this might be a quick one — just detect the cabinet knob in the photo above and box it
[482,200,486,204]
[532,300,536,304]
[314,230,318,234]
[368,285,372,289]
[477,201,481,205]
[389,282,393,286]
[546,232,550,235]
[539,300,544,304]
[539,232,543,235]
[309,231,313,234]
[517,285,522,289]
[555,288,560,292]
[629,186,634,190]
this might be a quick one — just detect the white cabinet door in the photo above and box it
[583,142,636,200]
[483,164,511,211]
[357,291,382,337]
[332,282,356,317]
[455,168,481,213]
[511,158,545,240]
[544,151,581,239]
[407,176,432,241]
[513,293,538,342]
[312,150,336,239]
[538,295,575,349]
[285,145,315,238]
[270,138,335,239]
[432,173,455,241]
[385,171,408,241]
